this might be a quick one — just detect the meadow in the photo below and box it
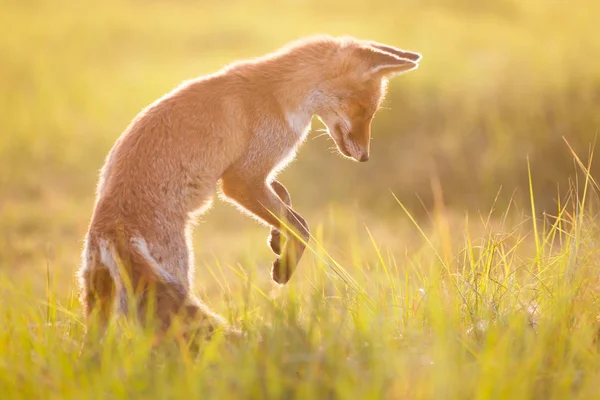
[1,0,600,398]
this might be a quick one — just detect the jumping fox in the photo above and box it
[78,35,421,337]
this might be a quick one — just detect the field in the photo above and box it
[2,0,600,398]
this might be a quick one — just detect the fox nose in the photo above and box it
[359,153,369,162]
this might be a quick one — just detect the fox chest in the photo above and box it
[241,117,311,175]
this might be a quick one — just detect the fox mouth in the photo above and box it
[337,138,352,158]
[335,135,369,162]
[333,124,352,158]
[331,123,369,161]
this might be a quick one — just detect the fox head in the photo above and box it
[316,38,421,162]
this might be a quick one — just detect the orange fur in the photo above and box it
[78,35,421,338]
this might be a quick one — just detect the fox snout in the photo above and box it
[346,135,370,162]
[334,131,370,162]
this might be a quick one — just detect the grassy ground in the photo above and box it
[3,177,600,399]
[2,0,600,398]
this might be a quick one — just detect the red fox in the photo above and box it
[78,35,421,339]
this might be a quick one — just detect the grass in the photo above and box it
[2,169,600,399]
[2,0,600,398]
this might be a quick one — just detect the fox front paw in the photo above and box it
[268,229,285,255]
[271,258,293,285]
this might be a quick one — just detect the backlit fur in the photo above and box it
[78,35,421,340]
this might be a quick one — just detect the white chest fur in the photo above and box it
[238,109,312,177]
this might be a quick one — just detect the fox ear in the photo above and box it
[367,42,422,63]
[357,46,419,78]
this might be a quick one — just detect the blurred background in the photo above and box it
[1,0,599,294]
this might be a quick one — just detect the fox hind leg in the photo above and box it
[130,275,236,346]
[79,263,115,341]
[128,238,232,341]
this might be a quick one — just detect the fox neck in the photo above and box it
[272,70,327,137]
[283,90,321,137]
